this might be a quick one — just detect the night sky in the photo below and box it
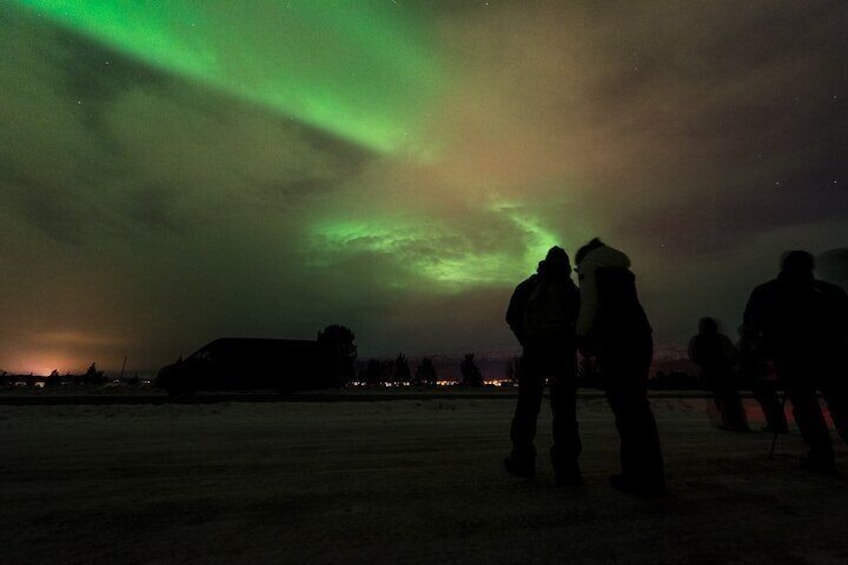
[2,1,846,375]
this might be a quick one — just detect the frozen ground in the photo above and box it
[1,391,847,564]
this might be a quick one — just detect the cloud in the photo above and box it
[425,1,848,254]
[2,1,847,372]
[1,6,375,244]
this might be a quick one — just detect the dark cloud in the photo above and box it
[1,11,372,244]
[51,30,172,133]
[2,1,847,373]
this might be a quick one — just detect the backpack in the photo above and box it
[595,267,652,338]
[523,275,576,341]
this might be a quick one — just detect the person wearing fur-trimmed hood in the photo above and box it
[574,237,666,496]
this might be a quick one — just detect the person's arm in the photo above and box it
[505,278,534,346]
[576,262,598,356]
[742,288,761,335]
[727,337,741,366]
[742,285,773,359]
[688,336,700,365]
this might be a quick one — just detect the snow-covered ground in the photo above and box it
[1,392,846,564]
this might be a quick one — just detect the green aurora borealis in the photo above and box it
[17,0,445,153]
[2,1,846,373]
[14,0,561,290]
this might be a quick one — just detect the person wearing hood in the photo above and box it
[574,238,666,496]
[743,250,848,474]
[504,246,582,486]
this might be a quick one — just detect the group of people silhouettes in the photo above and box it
[505,238,665,496]
[505,241,848,496]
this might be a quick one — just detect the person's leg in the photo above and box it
[714,389,730,429]
[783,363,834,471]
[717,376,749,431]
[507,350,544,476]
[752,377,788,432]
[727,393,750,431]
[606,384,665,490]
[821,370,848,447]
[602,337,665,494]
[549,349,581,485]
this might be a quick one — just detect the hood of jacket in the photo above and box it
[575,243,635,338]
[578,244,631,272]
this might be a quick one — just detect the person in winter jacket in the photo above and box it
[574,237,665,496]
[504,246,582,486]
[743,250,848,474]
[688,317,749,432]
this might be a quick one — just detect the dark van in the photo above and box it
[155,337,334,396]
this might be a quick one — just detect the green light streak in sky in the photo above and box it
[310,206,563,291]
[492,202,562,270]
[15,0,444,153]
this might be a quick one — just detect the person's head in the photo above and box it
[574,237,605,266]
[542,246,571,276]
[535,260,545,275]
[779,250,815,282]
[698,317,719,335]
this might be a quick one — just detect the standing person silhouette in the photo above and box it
[504,246,582,486]
[574,238,665,496]
[689,317,749,432]
[743,250,848,474]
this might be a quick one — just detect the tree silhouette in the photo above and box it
[393,353,411,384]
[82,362,106,386]
[317,324,357,387]
[460,353,484,387]
[414,357,438,386]
[363,358,389,385]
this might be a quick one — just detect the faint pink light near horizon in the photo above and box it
[5,351,80,376]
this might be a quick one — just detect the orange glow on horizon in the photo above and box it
[4,351,83,376]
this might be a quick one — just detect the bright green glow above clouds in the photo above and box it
[491,202,563,270]
[310,203,563,290]
[9,0,560,290]
[15,0,444,153]
[13,0,567,291]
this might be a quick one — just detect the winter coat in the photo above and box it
[575,244,652,347]
[506,274,539,347]
[506,268,579,348]
[743,274,848,363]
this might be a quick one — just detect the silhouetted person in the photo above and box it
[504,246,582,486]
[575,238,665,496]
[744,250,848,474]
[738,323,788,433]
[689,317,749,432]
